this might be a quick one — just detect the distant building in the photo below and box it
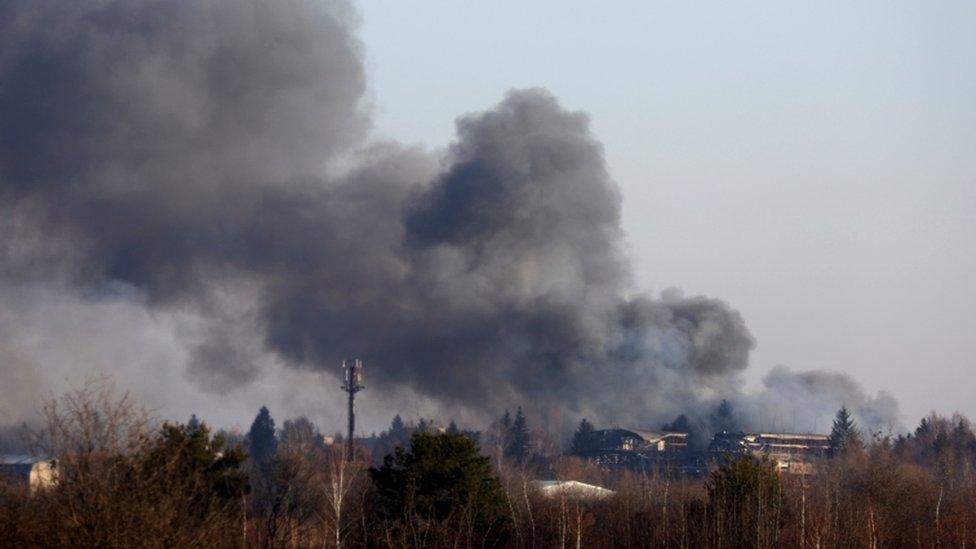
[630,430,689,453]
[584,428,829,476]
[532,480,614,500]
[0,455,56,492]
[584,428,697,472]
[708,432,829,470]
[588,428,688,455]
[708,431,750,455]
[741,433,829,474]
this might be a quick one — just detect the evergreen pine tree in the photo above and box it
[571,418,597,455]
[247,406,278,464]
[447,420,460,434]
[710,399,738,433]
[507,407,531,462]
[391,414,405,432]
[829,406,863,455]
[501,410,512,430]
[145,421,248,503]
[187,413,201,434]
[370,431,508,537]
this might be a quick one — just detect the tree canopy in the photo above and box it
[144,421,249,503]
[707,454,783,546]
[370,431,509,534]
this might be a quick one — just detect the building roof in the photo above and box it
[629,430,687,443]
[747,433,830,442]
[596,429,687,444]
[0,454,47,465]
[532,480,615,499]
[744,433,830,444]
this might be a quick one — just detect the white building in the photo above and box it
[0,455,56,492]
[531,480,615,500]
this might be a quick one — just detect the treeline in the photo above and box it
[1,381,975,547]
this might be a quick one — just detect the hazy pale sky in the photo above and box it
[357,0,976,424]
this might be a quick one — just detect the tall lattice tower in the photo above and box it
[341,359,365,460]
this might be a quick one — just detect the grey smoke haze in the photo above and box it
[0,0,899,434]
[748,366,902,435]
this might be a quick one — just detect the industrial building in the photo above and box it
[579,428,697,473]
[584,428,829,475]
[738,432,830,474]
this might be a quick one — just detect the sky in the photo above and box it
[357,0,976,424]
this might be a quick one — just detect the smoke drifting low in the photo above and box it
[0,0,899,433]
[747,366,902,435]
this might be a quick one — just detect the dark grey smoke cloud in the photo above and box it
[256,90,756,426]
[0,0,898,432]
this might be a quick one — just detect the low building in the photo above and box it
[587,428,688,455]
[584,428,697,473]
[627,430,689,453]
[584,428,828,476]
[532,480,614,500]
[708,431,750,455]
[742,433,829,473]
[707,432,828,474]
[0,455,56,492]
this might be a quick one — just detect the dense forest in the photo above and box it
[2,381,975,548]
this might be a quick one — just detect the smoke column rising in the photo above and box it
[0,0,899,434]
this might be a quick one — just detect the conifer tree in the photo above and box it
[507,407,531,462]
[829,406,863,455]
[247,406,278,465]
[571,418,597,455]
[187,413,201,434]
[710,399,739,433]
[370,431,508,536]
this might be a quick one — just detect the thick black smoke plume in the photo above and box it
[0,0,898,433]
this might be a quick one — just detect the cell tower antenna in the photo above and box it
[341,359,365,460]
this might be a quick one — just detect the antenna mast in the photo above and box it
[341,359,365,460]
